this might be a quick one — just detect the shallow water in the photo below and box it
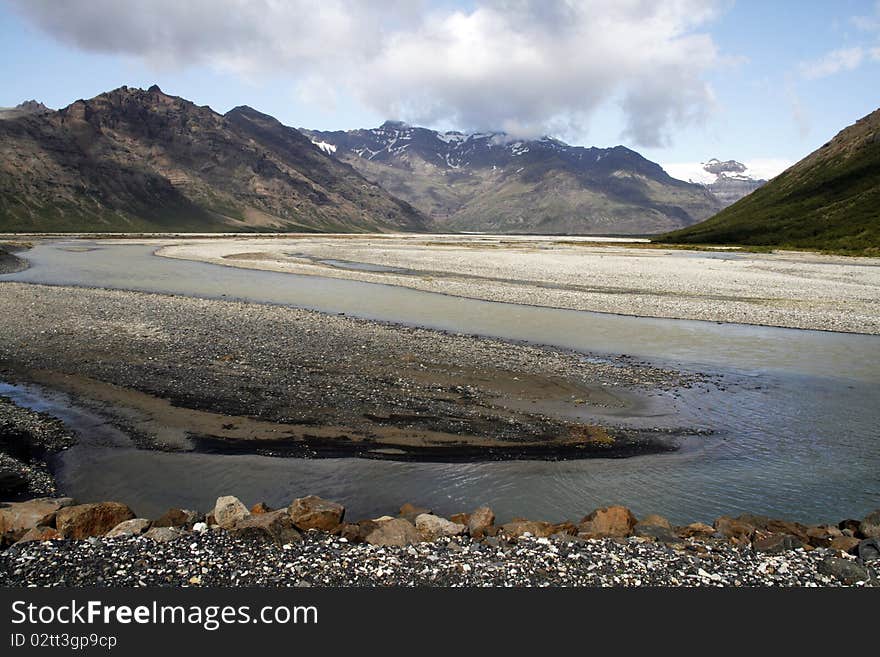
[2,240,879,524]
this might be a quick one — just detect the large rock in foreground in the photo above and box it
[233,510,302,546]
[579,506,637,538]
[363,518,422,547]
[0,497,76,544]
[288,496,345,532]
[415,514,467,541]
[56,502,135,539]
[213,496,250,529]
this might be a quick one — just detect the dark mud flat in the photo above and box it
[0,282,707,461]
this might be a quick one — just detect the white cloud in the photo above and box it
[800,47,865,80]
[662,158,792,184]
[8,0,727,148]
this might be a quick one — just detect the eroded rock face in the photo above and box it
[579,506,637,538]
[468,507,495,538]
[288,496,344,532]
[415,514,467,542]
[55,502,135,539]
[363,518,422,547]
[106,518,152,538]
[213,496,250,529]
[232,510,302,546]
[0,497,76,544]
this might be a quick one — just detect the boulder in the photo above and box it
[449,513,470,526]
[288,496,345,532]
[859,510,880,539]
[501,519,556,538]
[829,536,861,555]
[415,514,467,541]
[153,508,200,528]
[838,519,861,535]
[858,538,880,564]
[713,516,756,543]
[232,510,302,545]
[106,518,152,538]
[818,557,870,585]
[398,503,431,523]
[56,502,135,539]
[579,506,637,538]
[763,519,810,543]
[15,526,62,544]
[638,514,672,529]
[752,531,805,554]
[805,525,841,548]
[633,524,680,544]
[467,507,495,538]
[143,527,185,543]
[549,521,579,537]
[250,502,273,515]
[363,518,422,547]
[676,522,716,539]
[213,496,250,529]
[0,497,76,544]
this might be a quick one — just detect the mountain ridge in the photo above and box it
[0,86,429,233]
[303,123,722,235]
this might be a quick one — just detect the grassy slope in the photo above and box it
[659,110,880,255]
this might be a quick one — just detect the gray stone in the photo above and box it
[858,537,880,564]
[859,510,880,539]
[364,518,422,547]
[232,510,302,545]
[213,496,250,529]
[818,557,870,584]
[106,518,152,538]
[143,526,186,543]
[415,514,467,541]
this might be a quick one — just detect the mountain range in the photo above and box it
[303,122,721,234]
[662,107,880,255]
[0,86,428,233]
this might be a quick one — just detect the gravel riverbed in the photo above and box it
[1,530,875,588]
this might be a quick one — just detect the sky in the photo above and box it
[1,0,879,180]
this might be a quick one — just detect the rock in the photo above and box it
[838,519,861,535]
[467,507,495,538]
[415,514,467,541]
[232,510,302,545]
[818,557,870,584]
[859,510,880,539]
[501,519,556,538]
[858,538,880,564]
[638,514,672,529]
[288,496,344,532]
[633,524,680,544]
[15,526,62,544]
[763,519,810,543]
[143,527,185,543]
[398,503,431,523]
[213,496,250,529]
[829,536,861,554]
[752,531,804,554]
[713,516,755,543]
[250,502,273,515]
[449,513,470,526]
[549,521,578,537]
[106,518,152,538]
[56,502,135,539]
[0,497,76,544]
[363,518,422,547]
[579,506,637,538]
[805,525,841,548]
[676,522,716,539]
[153,508,200,528]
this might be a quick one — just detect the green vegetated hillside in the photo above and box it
[660,108,880,255]
[0,86,429,233]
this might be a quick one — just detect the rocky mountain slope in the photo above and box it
[671,158,767,207]
[661,109,880,254]
[0,100,51,120]
[304,122,721,235]
[0,87,429,233]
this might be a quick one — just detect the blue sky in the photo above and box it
[1,1,878,179]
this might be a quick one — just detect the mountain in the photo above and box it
[303,122,721,235]
[665,158,767,207]
[0,86,429,233]
[0,100,51,120]
[660,108,880,254]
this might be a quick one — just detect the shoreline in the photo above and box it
[1,494,877,587]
